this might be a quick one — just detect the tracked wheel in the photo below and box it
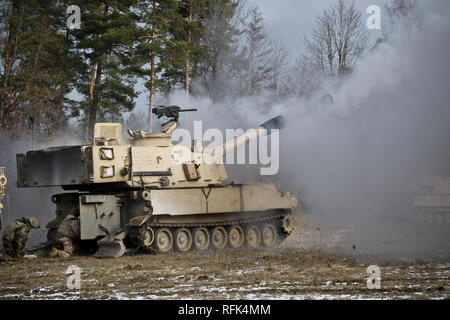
[246,225,261,248]
[193,228,210,250]
[228,225,244,249]
[174,228,193,252]
[127,225,154,248]
[143,228,154,247]
[211,226,227,250]
[281,215,295,234]
[154,228,173,252]
[261,223,279,247]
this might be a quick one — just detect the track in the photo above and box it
[127,213,295,253]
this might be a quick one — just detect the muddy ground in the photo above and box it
[0,214,449,300]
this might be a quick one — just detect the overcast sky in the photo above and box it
[132,0,450,115]
[253,0,388,55]
[251,0,449,57]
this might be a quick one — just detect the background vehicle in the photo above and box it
[407,175,450,223]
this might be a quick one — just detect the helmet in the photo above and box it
[28,217,39,228]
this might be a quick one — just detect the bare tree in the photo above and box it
[384,0,423,40]
[304,8,335,76]
[287,54,326,99]
[304,0,368,77]
[195,0,247,102]
[246,7,273,95]
[267,39,289,101]
[231,6,274,97]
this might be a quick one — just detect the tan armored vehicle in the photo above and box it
[407,175,450,223]
[0,167,6,231]
[17,107,297,257]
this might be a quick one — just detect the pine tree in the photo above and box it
[135,0,181,131]
[241,6,273,96]
[70,0,140,138]
[164,0,203,96]
[192,0,243,101]
[184,0,194,94]
[0,0,79,137]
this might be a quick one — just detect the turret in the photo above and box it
[16,107,286,191]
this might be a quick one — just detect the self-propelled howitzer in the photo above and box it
[16,108,296,257]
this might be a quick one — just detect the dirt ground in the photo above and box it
[0,214,449,300]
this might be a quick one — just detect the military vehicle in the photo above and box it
[406,175,450,223]
[16,107,297,257]
[0,167,6,231]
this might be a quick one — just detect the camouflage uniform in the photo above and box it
[2,217,39,258]
[49,214,80,258]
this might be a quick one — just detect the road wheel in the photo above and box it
[246,225,261,248]
[228,225,244,249]
[426,212,434,224]
[281,215,295,234]
[174,228,193,252]
[142,227,154,246]
[193,228,210,250]
[261,223,279,247]
[436,213,444,224]
[447,212,450,223]
[127,225,154,248]
[211,226,227,250]
[154,228,173,252]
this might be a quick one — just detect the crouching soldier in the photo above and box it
[2,217,39,258]
[48,212,80,258]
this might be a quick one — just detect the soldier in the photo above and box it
[48,208,80,258]
[2,217,39,258]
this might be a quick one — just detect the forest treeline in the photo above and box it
[0,0,419,148]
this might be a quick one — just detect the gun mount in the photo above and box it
[152,105,197,127]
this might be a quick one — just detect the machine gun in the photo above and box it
[152,105,197,127]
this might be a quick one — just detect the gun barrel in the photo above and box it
[178,108,197,112]
[260,115,286,130]
[206,115,285,159]
[220,127,267,155]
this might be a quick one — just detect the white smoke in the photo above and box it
[164,9,450,259]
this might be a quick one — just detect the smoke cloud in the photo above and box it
[278,24,450,259]
[167,12,450,260]
[0,133,81,245]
